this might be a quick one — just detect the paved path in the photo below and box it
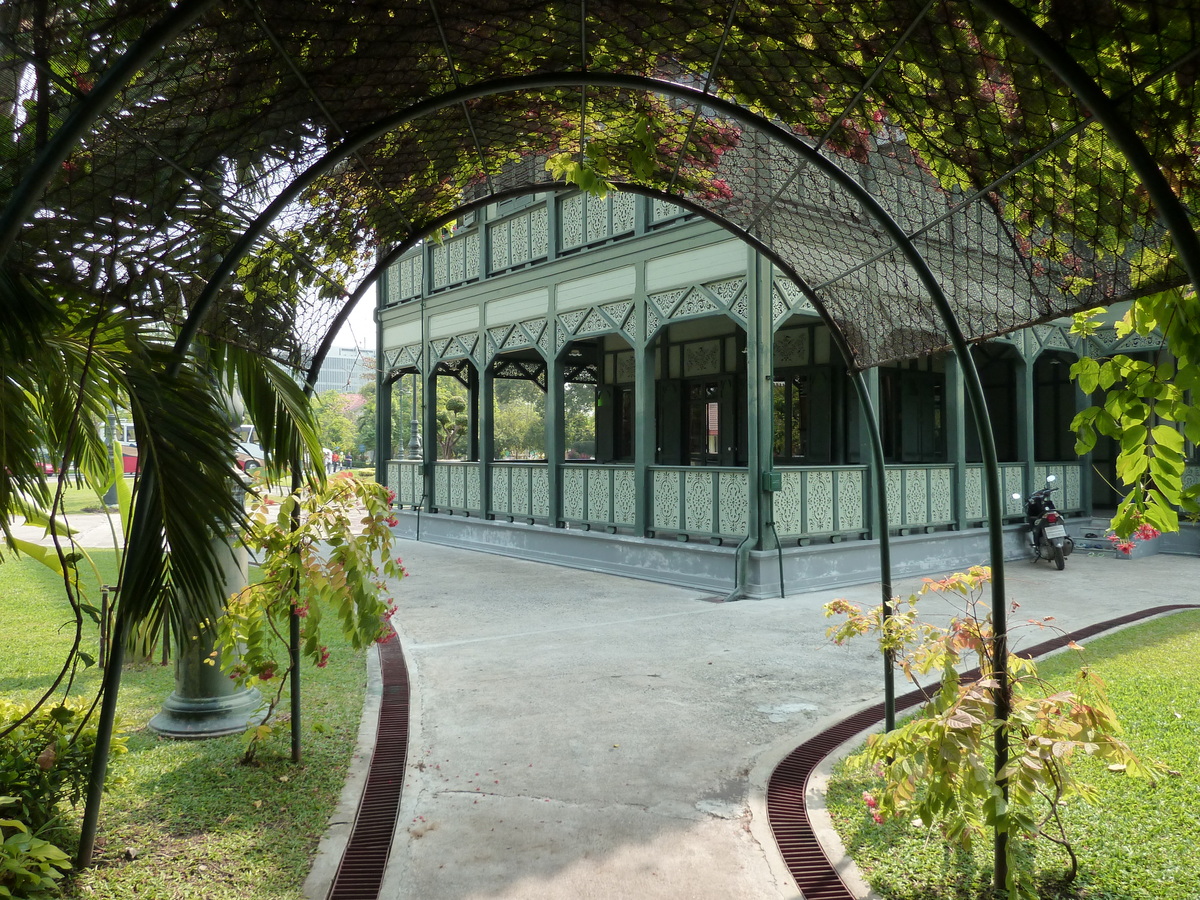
[345,540,1200,900]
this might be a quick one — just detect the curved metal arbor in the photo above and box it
[3,1,1198,368]
[4,0,1200,890]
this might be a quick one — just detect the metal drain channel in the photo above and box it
[766,604,1200,899]
[327,629,410,900]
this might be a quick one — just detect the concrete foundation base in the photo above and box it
[391,510,1033,598]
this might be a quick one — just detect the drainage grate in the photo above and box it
[766,605,1200,899]
[327,628,410,900]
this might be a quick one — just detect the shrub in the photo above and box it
[0,803,72,899]
[0,700,126,832]
[825,567,1164,900]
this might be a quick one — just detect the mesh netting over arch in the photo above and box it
[2,1,1197,369]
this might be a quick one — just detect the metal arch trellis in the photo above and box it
[16,69,1137,893]
[7,4,1200,893]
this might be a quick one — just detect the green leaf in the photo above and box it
[1071,357,1100,394]
[1151,424,1185,453]
[7,537,71,575]
[1119,424,1147,454]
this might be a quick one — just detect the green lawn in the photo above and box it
[1,553,373,900]
[40,478,117,517]
[826,610,1200,900]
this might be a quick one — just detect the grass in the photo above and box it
[1,552,372,900]
[41,479,119,517]
[825,610,1200,900]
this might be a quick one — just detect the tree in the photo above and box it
[436,395,469,459]
[314,392,361,456]
[0,269,326,866]
[493,379,545,459]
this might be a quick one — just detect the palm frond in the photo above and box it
[209,341,324,482]
[118,345,246,631]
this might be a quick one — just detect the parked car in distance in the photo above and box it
[236,440,265,472]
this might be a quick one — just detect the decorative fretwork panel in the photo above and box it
[718,471,749,535]
[684,471,714,533]
[613,469,636,526]
[434,463,449,506]
[683,340,721,377]
[560,194,585,248]
[929,467,953,523]
[531,467,550,517]
[673,289,719,320]
[586,193,608,243]
[530,206,549,258]
[602,301,633,333]
[388,253,424,304]
[489,463,549,520]
[648,288,686,321]
[488,206,550,274]
[776,471,805,535]
[1185,466,1200,493]
[1003,465,1026,517]
[466,466,481,510]
[448,238,465,284]
[838,470,864,531]
[651,199,685,222]
[429,462,479,512]
[451,464,466,508]
[966,464,1028,521]
[615,352,636,383]
[775,330,810,367]
[490,219,511,270]
[562,466,586,520]
[905,468,929,524]
[884,466,957,528]
[1032,463,1084,511]
[885,468,903,528]
[771,286,791,326]
[491,467,510,515]
[704,277,744,304]
[806,469,835,533]
[560,191,641,252]
[645,307,661,341]
[511,465,530,515]
[966,467,984,520]
[772,472,868,535]
[613,192,636,234]
[648,468,750,538]
[429,232,479,290]
[587,467,609,521]
[653,470,680,530]
[391,460,423,507]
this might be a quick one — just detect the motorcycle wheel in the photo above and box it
[1051,542,1065,570]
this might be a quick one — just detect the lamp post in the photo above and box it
[406,371,422,460]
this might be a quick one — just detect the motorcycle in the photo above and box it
[1014,475,1074,570]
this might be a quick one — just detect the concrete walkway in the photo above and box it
[337,540,1200,900]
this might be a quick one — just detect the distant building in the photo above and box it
[311,346,373,396]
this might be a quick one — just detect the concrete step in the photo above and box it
[1066,517,1161,559]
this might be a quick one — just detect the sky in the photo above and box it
[332,282,377,352]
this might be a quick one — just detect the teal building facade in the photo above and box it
[375,190,1176,596]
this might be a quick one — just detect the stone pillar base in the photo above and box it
[147,686,264,740]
